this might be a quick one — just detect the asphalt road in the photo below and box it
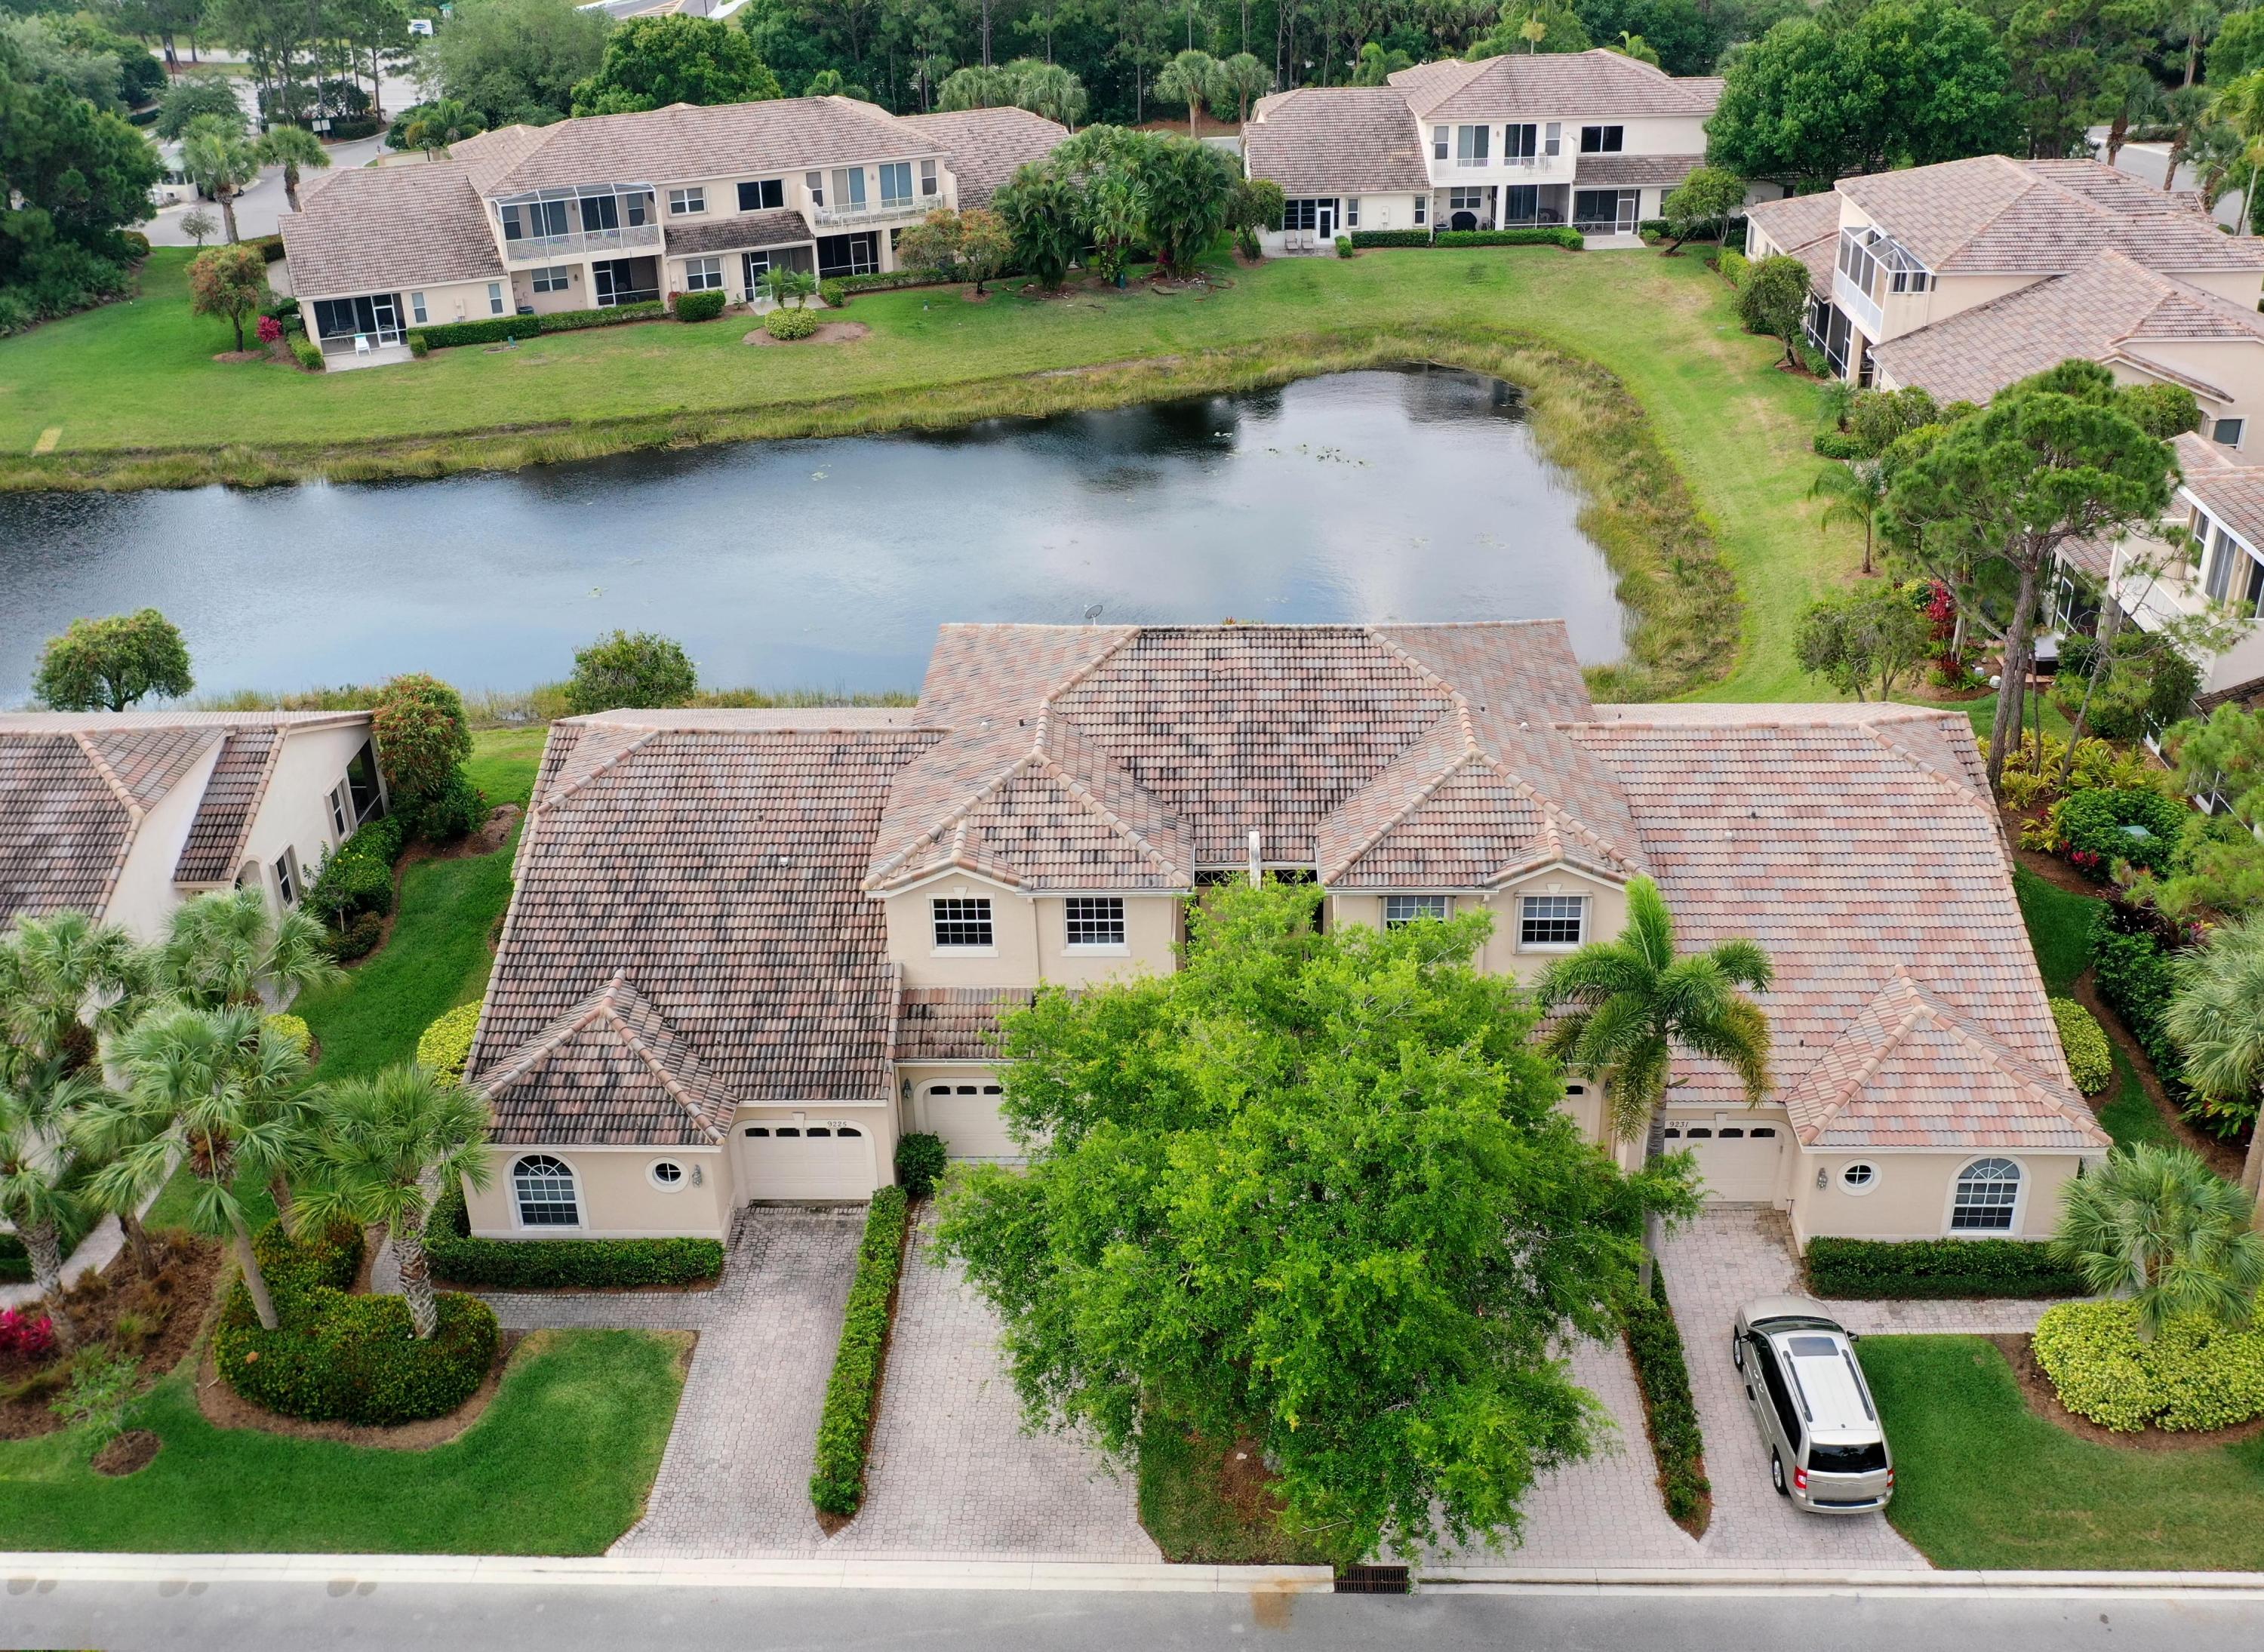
[5,1582,2262,1652]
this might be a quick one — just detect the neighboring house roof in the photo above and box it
[278,163,505,300]
[2173,430,2264,551]
[1869,248,2264,407]
[1567,702,2105,1152]
[452,97,945,198]
[172,728,282,884]
[1244,87,1432,195]
[663,208,815,256]
[898,106,1070,208]
[1390,50,1721,122]
[469,713,947,1143]
[1836,155,2264,276]
[894,986,1036,1061]
[1573,152,1701,189]
[1744,189,1842,297]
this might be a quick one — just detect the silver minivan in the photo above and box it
[1732,1296,1893,1514]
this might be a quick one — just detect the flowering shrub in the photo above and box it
[0,1307,57,1358]
[257,315,283,345]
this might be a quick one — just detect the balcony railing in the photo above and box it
[1832,268,1885,341]
[502,221,663,265]
[812,194,937,226]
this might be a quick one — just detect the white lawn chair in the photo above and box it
[353,334,371,358]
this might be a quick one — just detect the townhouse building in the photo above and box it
[1242,49,1723,248]
[278,97,1065,361]
[462,622,2103,1250]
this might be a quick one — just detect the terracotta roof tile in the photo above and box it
[173,728,281,885]
[663,208,814,255]
[1392,49,1720,120]
[279,163,504,301]
[897,106,1069,207]
[480,974,746,1146]
[0,736,137,922]
[894,986,1035,1061]
[1245,87,1432,195]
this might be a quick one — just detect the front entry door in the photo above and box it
[1315,202,1336,240]
[593,263,618,306]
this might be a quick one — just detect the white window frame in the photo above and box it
[274,845,300,906]
[1580,124,1625,154]
[1345,197,1359,228]
[806,170,824,207]
[409,291,428,324]
[1455,124,1490,166]
[1383,894,1448,928]
[487,281,505,315]
[1946,1156,2024,1234]
[328,783,350,840]
[1413,195,1426,226]
[669,186,706,216]
[2215,416,2245,449]
[1517,893,1588,950]
[1839,1161,1880,1197]
[1543,122,1561,156]
[931,895,996,952]
[1063,895,1127,951]
[648,1158,688,1192]
[531,265,571,294]
[512,1153,582,1229]
[683,256,723,291]
[879,161,913,205]
[1432,125,1448,162]
[920,158,940,196]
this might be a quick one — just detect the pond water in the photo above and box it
[0,366,1626,702]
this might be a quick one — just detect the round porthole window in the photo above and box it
[1841,1161,1878,1195]
[650,1160,686,1191]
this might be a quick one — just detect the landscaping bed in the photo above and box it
[1623,1270,1709,1535]
[424,1184,724,1291]
[1989,1332,2264,1450]
[0,1234,220,1441]
[810,1186,910,1524]
[1804,1236,2086,1300]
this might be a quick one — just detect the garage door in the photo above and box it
[1664,1121,1784,1202]
[735,1121,876,1199]
[919,1081,1020,1159]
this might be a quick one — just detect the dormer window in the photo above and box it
[1518,894,1586,949]
[1384,894,1447,928]
[932,896,994,949]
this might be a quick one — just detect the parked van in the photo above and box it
[1732,1296,1893,1514]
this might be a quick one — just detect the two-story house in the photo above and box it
[0,710,386,939]
[460,622,2104,1251]
[278,97,1066,363]
[1242,49,1723,248]
[1746,156,2264,437]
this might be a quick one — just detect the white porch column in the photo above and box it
[1494,183,1504,229]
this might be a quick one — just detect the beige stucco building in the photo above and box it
[461,623,2105,1250]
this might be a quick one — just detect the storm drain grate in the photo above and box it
[1333,1564,1410,1595]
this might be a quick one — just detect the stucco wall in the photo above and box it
[1327,863,1629,985]
[238,721,377,915]
[886,878,1180,986]
[466,1144,734,1239]
[102,739,227,940]
[1788,1149,2084,1244]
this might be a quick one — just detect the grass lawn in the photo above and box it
[466,724,548,809]
[2014,865,2099,996]
[0,1330,686,1553]
[2,245,1841,698]
[1135,1425,1330,1565]
[1863,1334,2264,1570]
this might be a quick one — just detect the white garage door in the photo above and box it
[735,1120,876,1199]
[1665,1121,1785,1203]
[920,1081,1020,1160]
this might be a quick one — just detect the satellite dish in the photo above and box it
[1082,603,1104,624]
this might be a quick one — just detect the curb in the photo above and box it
[1420,1566,2264,1595]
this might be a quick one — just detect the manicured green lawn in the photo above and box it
[466,724,548,809]
[0,1330,685,1553]
[1136,1424,1330,1564]
[2014,865,2099,996]
[4,245,1839,697]
[1863,1334,2264,1570]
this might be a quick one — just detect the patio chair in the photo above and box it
[353,334,371,358]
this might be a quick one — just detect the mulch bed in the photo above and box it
[743,321,871,347]
[1989,1333,2264,1450]
[194,1327,535,1447]
[0,1235,222,1441]
[92,1428,162,1476]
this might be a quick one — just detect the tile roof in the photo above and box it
[479,974,745,1146]
[452,97,946,197]
[1836,155,2264,276]
[1568,703,2106,1152]
[2173,430,2264,551]
[470,717,946,1141]
[0,735,140,922]
[1573,152,1702,188]
[1244,88,1432,195]
[173,728,282,885]
[897,106,1070,207]
[1392,50,1721,121]
[1744,190,1842,296]
[663,208,814,255]
[894,986,1035,1061]
[1869,248,2264,407]
[278,162,505,300]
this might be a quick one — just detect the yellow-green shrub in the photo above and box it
[2033,1299,2264,1432]
[2050,998,2113,1094]
[416,1001,482,1081]
[263,1013,312,1059]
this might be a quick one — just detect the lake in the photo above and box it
[0,367,1626,702]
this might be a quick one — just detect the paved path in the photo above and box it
[0,1215,127,1311]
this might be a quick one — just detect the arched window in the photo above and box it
[1951,1157,2021,1231]
[512,1155,579,1227]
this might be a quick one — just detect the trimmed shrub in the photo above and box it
[1625,1269,1709,1525]
[2054,787,2189,878]
[247,233,286,263]
[2034,1298,2264,1432]
[1434,226,1584,250]
[818,279,848,309]
[422,1183,724,1288]
[811,1186,909,1517]
[894,1132,947,1198]
[290,334,325,371]
[1349,229,1432,248]
[263,1013,312,1059]
[835,269,940,294]
[2050,997,2114,1094]
[417,1001,483,1081]
[1333,234,1354,258]
[1717,247,1749,287]
[1804,1236,2087,1300]
[2090,924,2188,1098]
[323,910,383,963]
[673,289,727,322]
[765,306,820,340]
[305,814,403,925]
[540,300,667,332]
[407,333,429,358]
[1813,429,1867,460]
[413,301,668,351]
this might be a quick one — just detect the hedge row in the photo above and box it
[422,1183,724,1289]
[1804,1236,2087,1300]
[410,300,667,352]
[810,1186,910,1517]
[1624,1269,1709,1526]
[305,813,402,925]
[672,290,727,322]
[1347,229,1434,248]
[214,1220,498,1425]
[417,1001,482,1081]
[1435,226,1585,250]
[2090,922,2189,1103]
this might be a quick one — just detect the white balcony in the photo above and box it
[502,221,663,266]
[812,194,938,227]
[1832,268,1884,342]
[2109,534,2264,694]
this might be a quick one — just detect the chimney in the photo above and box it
[1247,829,1263,888]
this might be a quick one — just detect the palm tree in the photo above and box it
[1537,875,1773,1291]
[180,113,261,244]
[256,124,331,215]
[82,1003,310,1330]
[2164,85,2216,192]
[1154,49,1220,137]
[2052,1143,2264,1336]
[1809,459,1888,577]
[1214,51,1273,123]
[2176,0,2221,87]
[1,910,149,1076]
[401,98,485,158]
[157,887,343,1013]
[0,1056,98,1352]
[2212,70,2264,235]
[291,1065,492,1339]
[2164,913,2264,1211]
[1612,31,1661,66]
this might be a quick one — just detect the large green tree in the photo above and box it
[570,14,782,115]
[32,608,193,712]
[934,879,1696,1565]
[419,0,611,125]
[1995,0,2164,158]
[995,160,1085,287]
[0,32,159,323]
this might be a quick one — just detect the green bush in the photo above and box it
[566,629,697,715]
[538,300,666,332]
[417,1001,483,1081]
[1717,247,1749,287]
[1434,226,1584,250]
[1625,1269,1709,1523]
[765,306,820,340]
[422,1183,724,1288]
[819,278,848,309]
[263,1012,312,1059]
[2034,1298,2264,1431]
[247,233,285,263]
[1804,1236,2087,1300]
[1812,429,1867,459]
[323,910,384,963]
[810,1186,909,1517]
[407,333,429,358]
[836,270,937,294]
[2055,787,2189,878]
[1348,229,1433,248]
[894,1132,947,1198]
[1333,234,1354,258]
[412,301,667,352]
[672,289,727,322]
[2090,924,2189,1100]
[290,334,324,371]
[400,769,484,843]
[2050,997,2115,1094]
[305,814,403,925]
[1235,224,1261,259]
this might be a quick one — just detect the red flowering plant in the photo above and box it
[0,1307,57,1361]
[257,315,283,346]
